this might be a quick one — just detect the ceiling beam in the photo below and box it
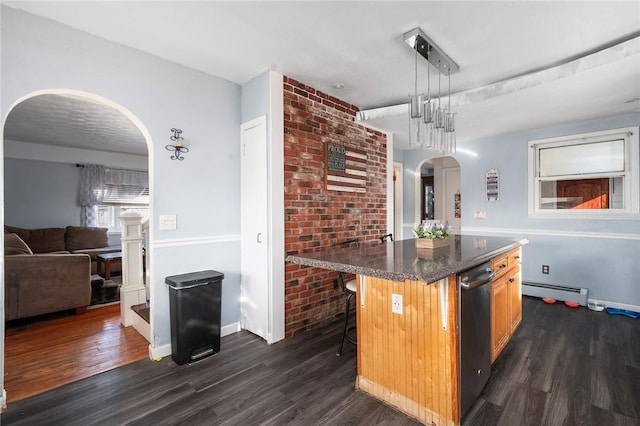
[357,35,640,122]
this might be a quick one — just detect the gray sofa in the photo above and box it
[4,226,121,320]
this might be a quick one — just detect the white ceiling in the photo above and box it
[4,94,148,156]
[3,1,640,153]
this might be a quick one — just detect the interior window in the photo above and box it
[528,127,639,219]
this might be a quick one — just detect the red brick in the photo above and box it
[283,75,386,338]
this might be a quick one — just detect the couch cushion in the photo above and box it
[65,226,109,252]
[4,233,33,255]
[4,226,66,253]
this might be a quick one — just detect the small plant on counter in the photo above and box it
[413,221,453,239]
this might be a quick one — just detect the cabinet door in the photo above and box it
[491,276,509,363]
[508,267,522,334]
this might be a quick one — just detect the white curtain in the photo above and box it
[79,164,106,227]
[104,168,148,186]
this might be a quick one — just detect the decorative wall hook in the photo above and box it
[165,128,189,160]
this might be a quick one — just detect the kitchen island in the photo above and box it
[287,235,527,425]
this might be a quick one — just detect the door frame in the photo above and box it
[393,162,403,239]
[239,72,284,344]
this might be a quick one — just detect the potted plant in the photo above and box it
[413,221,453,249]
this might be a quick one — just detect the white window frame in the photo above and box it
[98,205,149,233]
[528,126,639,219]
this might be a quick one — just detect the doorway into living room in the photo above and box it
[2,89,153,402]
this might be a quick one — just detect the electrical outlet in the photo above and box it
[392,293,403,315]
[159,214,177,230]
[542,265,549,274]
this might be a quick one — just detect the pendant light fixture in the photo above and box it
[409,42,423,146]
[403,28,458,154]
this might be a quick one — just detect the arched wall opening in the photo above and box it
[414,156,461,233]
[1,88,154,402]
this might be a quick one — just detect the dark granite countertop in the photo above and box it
[286,235,528,283]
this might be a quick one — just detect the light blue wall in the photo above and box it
[1,7,242,350]
[399,113,640,306]
[4,158,81,228]
[241,71,270,123]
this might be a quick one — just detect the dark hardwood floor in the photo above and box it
[2,296,639,425]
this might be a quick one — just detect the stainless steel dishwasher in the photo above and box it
[458,261,495,419]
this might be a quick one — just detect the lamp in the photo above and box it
[403,28,458,154]
[165,128,189,160]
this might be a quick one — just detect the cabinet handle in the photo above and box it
[509,277,515,283]
[500,263,507,269]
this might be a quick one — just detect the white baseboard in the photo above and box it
[588,298,640,313]
[148,321,241,361]
[221,321,241,337]
[149,344,171,361]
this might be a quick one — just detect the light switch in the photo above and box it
[159,214,177,230]
[474,210,486,220]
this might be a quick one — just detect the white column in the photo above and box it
[119,211,146,327]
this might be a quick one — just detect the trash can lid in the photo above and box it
[165,270,224,287]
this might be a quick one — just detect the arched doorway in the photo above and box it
[415,156,461,233]
[2,89,154,402]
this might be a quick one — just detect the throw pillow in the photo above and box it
[65,226,109,251]
[4,233,33,255]
[4,226,66,253]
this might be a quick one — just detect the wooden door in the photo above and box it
[556,178,609,209]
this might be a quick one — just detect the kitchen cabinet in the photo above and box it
[508,267,522,334]
[491,273,510,362]
[491,247,522,363]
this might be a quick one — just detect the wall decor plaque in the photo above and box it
[486,169,499,201]
[325,142,367,193]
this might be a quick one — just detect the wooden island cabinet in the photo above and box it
[287,236,527,425]
[490,246,522,362]
[355,275,460,424]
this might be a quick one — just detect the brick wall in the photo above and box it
[283,76,387,338]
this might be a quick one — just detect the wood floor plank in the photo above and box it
[4,304,148,403]
[2,297,639,426]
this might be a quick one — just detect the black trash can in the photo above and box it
[165,270,224,365]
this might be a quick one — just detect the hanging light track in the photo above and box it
[402,27,459,76]
[403,27,458,154]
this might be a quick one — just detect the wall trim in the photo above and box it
[149,343,172,360]
[221,321,242,337]
[149,322,241,361]
[462,226,640,241]
[152,234,240,249]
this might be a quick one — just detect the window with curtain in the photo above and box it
[96,168,149,232]
[528,127,639,219]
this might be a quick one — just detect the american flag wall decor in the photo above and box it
[325,142,367,193]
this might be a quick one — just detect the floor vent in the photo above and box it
[522,282,588,306]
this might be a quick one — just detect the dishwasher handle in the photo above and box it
[460,267,495,290]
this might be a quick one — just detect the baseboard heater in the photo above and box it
[522,282,589,306]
